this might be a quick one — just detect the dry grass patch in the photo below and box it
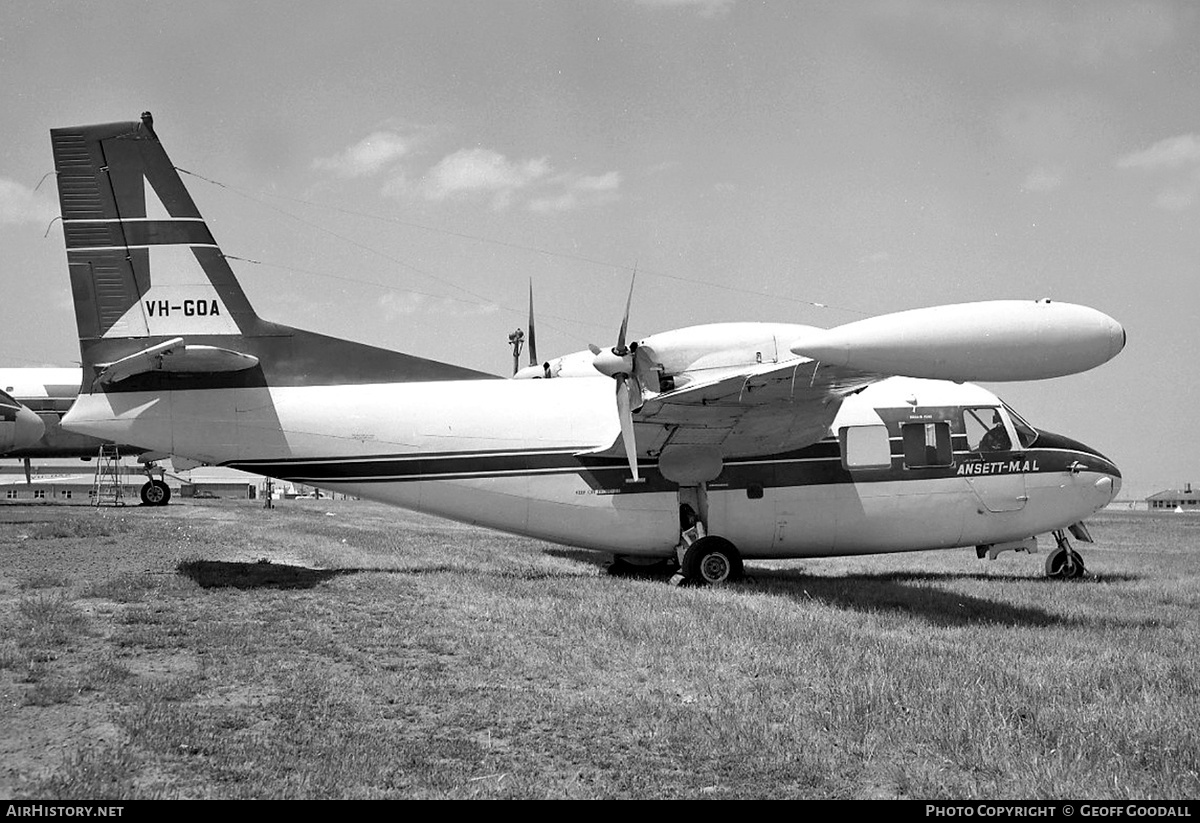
[1,501,1197,798]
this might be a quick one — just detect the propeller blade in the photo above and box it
[588,343,602,356]
[628,367,644,412]
[615,375,640,482]
[24,458,31,485]
[527,279,538,366]
[615,268,636,354]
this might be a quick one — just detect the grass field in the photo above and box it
[0,498,1197,799]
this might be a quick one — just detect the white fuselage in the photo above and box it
[61,374,1119,559]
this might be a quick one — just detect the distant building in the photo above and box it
[180,481,258,500]
[1145,483,1199,511]
[177,466,264,500]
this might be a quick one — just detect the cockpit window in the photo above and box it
[963,407,1011,452]
[1003,403,1039,449]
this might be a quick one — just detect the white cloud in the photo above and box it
[393,149,620,212]
[0,177,59,225]
[313,131,412,177]
[528,171,623,212]
[1116,134,1200,170]
[420,149,550,208]
[1021,167,1064,193]
[1116,133,1200,211]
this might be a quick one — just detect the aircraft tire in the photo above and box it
[140,479,171,507]
[681,536,744,585]
[1045,546,1085,580]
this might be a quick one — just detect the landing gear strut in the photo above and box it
[1045,529,1086,579]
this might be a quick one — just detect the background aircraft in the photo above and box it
[0,367,174,505]
[48,114,1124,584]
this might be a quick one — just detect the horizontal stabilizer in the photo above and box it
[96,337,260,384]
[788,300,1125,382]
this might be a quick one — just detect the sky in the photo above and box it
[0,0,1197,499]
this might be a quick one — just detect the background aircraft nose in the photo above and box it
[14,405,45,450]
[0,392,45,452]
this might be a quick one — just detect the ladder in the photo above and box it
[92,444,126,506]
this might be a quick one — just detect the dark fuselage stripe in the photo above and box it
[223,445,1110,493]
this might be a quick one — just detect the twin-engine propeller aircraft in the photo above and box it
[0,367,175,504]
[50,113,1124,584]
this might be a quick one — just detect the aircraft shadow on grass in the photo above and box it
[742,568,1148,627]
[175,554,1143,630]
[174,558,593,590]
[177,559,355,590]
[554,552,1143,628]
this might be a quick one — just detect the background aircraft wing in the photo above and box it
[585,358,882,462]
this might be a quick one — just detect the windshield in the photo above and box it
[963,405,1039,452]
[964,407,1009,451]
[1003,403,1039,449]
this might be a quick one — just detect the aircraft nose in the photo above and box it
[0,397,45,453]
[14,406,45,450]
[1093,474,1120,507]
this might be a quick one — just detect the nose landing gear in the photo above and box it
[1045,529,1086,579]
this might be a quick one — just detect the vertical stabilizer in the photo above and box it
[51,113,494,390]
[52,113,259,346]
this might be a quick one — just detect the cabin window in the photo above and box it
[902,422,953,468]
[746,483,764,499]
[840,425,892,469]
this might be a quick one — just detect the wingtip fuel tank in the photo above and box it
[788,299,1125,382]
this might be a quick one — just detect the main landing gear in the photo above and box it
[679,536,744,585]
[138,462,171,507]
[606,483,746,586]
[671,484,744,586]
[1045,529,1086,579]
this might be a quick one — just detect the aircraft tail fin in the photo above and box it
[51,113,492,391]
[51,113,260,347]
